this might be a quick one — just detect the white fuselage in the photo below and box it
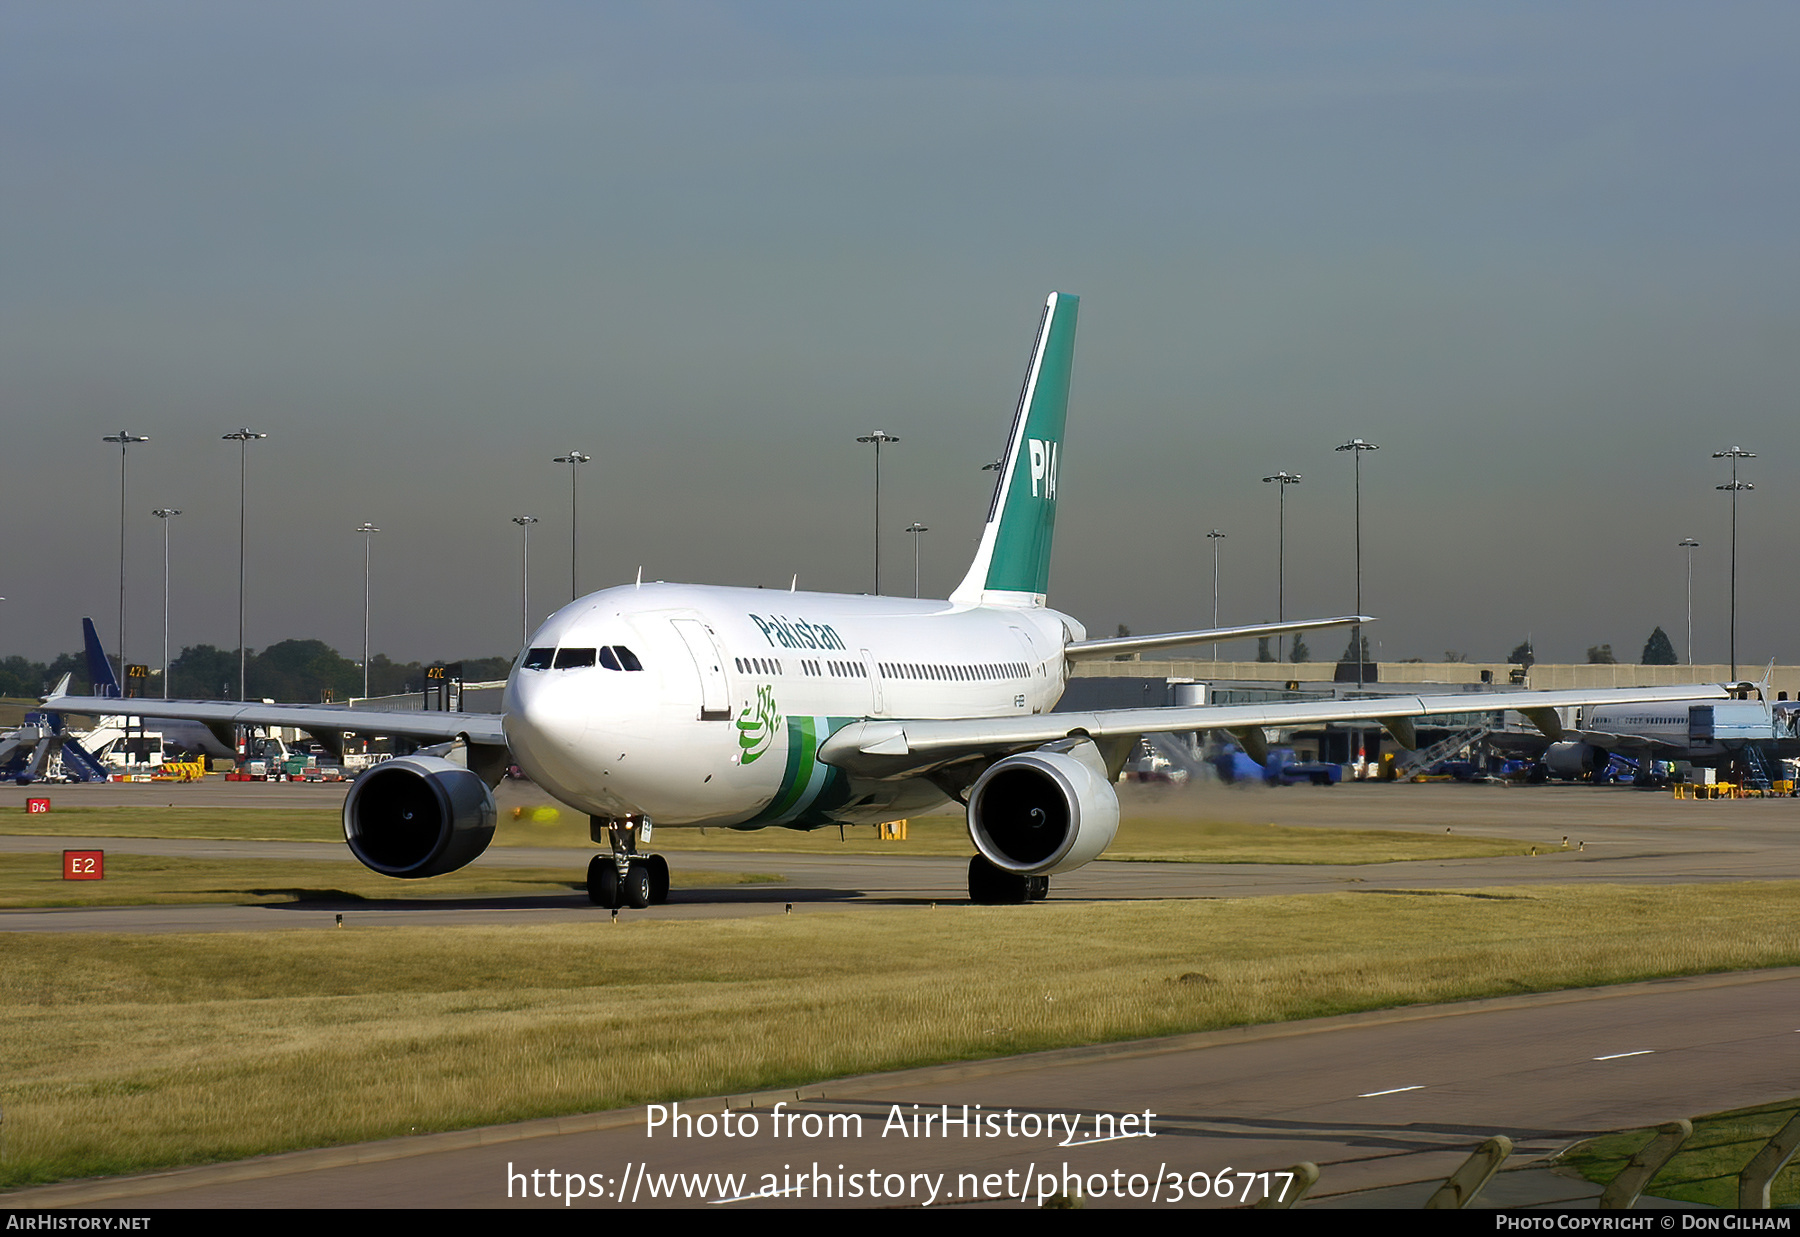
[1583,700,1791,761]
[502,582,1081,829]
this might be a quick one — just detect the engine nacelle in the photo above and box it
[966,738,1120,876]
[342,755,497,878]
[1543,741,1605,780]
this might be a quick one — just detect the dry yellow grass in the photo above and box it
[4,881,1797,1188]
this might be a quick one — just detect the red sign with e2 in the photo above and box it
[63,850,104,880]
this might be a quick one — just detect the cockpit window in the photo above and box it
[553,647,597,669]
[522,647,555,670]
[598,647,623,671]
[614,646,644,671]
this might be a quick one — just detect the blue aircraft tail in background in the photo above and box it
[82,618,122,699]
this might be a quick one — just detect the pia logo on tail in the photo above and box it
[1028,438,1059,500]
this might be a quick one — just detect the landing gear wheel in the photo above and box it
[625,860,654,909]
[968,854,1030,905]
[1025,876,1049,902]
[588,855,622,909]
[646,854,670,905]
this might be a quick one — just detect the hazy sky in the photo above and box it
[4,3,1797,669]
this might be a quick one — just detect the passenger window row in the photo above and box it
[877,661,1027,682]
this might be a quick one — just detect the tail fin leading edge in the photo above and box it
[82,618,122,698]
[949,291,1078,609]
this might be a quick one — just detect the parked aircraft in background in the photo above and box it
[75,618,236,762]
[48,293,1727,904]
[1491,669,1796,782]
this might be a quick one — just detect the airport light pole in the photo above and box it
[1335,438,1378,691]
[355,522,379,699]
[222,429,266,701]
[1261,471,1301,661]
[102,431,149,676]
[1713,446,1754,680]
[152,508,181,698]
[856,431,899,594]
[553,452,590,602]
[904,522,929,597]
[1678,537,1700,667]
[1206,529,1225,660]
[513,516,538,647]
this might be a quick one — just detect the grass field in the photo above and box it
[4,881,1799,1190]
[1558,1098,1800,1207]
[1,799,1532,864]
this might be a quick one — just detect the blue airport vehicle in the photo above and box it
[1210,744,1342,786]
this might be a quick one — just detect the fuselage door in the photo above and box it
[671,618,732,721]
[861,649,884,716]
[1689,704,1714,745]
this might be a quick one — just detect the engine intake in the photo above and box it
[342,755,497,878]
[967,738,1119,876]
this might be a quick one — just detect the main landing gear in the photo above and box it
[588,814,670,909]
[967,854,1048,905]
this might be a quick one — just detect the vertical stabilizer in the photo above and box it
[950,292,1078,609]
[82,618,122,698]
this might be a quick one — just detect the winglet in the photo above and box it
[81,618,122,698]
[950,292,1078,609]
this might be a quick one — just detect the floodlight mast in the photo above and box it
[904,522,929,597]
[553,452,591,602]
[355,522,380,699]
[1713,446,1754,679]
[1335,438,1378,691]
[102,431,149,676]
[513,516,539,647]
[1261,471,1301,660]
[222,429,266,701]
[856,431,900,593]
[1678,538,1700,667]
[152,508,181,698]
[1205,529,1225,659]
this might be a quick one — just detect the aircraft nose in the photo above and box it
[503,672,593,791]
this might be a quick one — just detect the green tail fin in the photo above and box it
[950,292,1078,608]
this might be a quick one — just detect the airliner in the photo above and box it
[1493,671,1797,780]
[48,293,1729,905]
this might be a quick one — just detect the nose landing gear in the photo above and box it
[587,815,670,909]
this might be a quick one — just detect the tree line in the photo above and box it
[0,641,514,703]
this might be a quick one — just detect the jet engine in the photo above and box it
[1542,741,1606,781]
[342,755,497,878]
[966,737,1119,876]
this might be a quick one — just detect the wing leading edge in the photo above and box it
[817,683,1731,779]
[41,694,508,749]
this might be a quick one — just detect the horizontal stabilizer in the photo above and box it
[1066,615,1369,661]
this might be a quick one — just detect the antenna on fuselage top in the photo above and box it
[635,566,642,587]
[790,574,797,592]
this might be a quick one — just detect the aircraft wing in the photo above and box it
[41,694,508,749]
[818,683,1729,778]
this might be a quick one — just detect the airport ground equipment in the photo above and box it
[0,712,110,784]
[1392,725,1491,781]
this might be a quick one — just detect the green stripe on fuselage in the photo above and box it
[744,715,855,828]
